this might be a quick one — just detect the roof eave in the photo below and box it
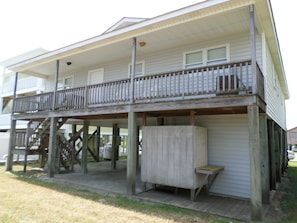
[9,0,254,72]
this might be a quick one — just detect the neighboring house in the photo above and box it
[3,1,289,221]
[0,49,48,162]
[287,127,297,147]
[0,48,48,129]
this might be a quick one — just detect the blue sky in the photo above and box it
[0,0,296,129]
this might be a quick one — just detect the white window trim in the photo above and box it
[183,44,230,69]
[58,75,74,90]
[128,60,145,77]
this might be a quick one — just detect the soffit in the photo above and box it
[14,7,252,77]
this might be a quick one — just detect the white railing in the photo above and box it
[1,77,45,96]
[13,60,260,114]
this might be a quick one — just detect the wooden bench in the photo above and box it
[191,165,224,200]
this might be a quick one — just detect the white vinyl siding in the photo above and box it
[163,114,251,199]
[262,34,286,129]
[45,32,259,94]
[197,115,250,198]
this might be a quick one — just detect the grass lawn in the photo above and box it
[2,162,297,223]
[0,164,235,223]
[278,161,297,223]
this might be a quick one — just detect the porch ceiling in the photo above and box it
[20,6,251,77]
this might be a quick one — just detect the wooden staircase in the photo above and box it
[13,117,67,171]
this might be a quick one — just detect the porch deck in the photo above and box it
[38,160,269,222]
[13,60,265,116]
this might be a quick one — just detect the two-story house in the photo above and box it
[3,0,289,220]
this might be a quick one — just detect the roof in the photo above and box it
[288,127,297,132]
[103,17,147,33]
[3,0,290,99]
[0,48,48,68]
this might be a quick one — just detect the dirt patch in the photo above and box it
[264,176,290,223]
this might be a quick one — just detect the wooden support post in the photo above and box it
[190,110,196,125]
[283,129,288,169]
[81,121,89,174]
[157,117,164,126]
[259,114,270,204]
[127,111,137,196]
[248,105,262,221]
[6,72,18,171]
[268,119,276,190]
[23,122,31,172]
[130,37,136,104]
[6,120,16,171]
[111,124,119,170]
[249,4,258,95]
[71,124,77,171]
[136,126,140,170]
[52,60,59,110]
[275,125,281,182]
[96,126,101,162]
[48,117,58,177]
[280,129,285,175]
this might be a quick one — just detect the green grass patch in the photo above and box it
[279,161,297,222]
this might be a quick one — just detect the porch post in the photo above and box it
[0,67,4,114]
[248,105,262,221]
[48,117,58,177]
[275,125,281,182]
[249,4,258,95]
[6,120,16,171]
[96,126,101,162]
[268,119,276,190]
[129,37,136,104]
[52,60,59,110]
[127,37,137,195]
[259,114,270,204]
[81,120,89,174]
[111,123,119,170]
[71,124,77,171]
[5,72,18,171]
[127,111,137,195]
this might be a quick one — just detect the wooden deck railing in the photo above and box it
[13,60,264,114]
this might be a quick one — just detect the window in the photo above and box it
[58,76,73,90]
[185,51,203,69]
[129,61,144,77]
[207,46,227,65]
[184,45,229,69]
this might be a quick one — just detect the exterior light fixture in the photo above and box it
[139,41,146,47]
